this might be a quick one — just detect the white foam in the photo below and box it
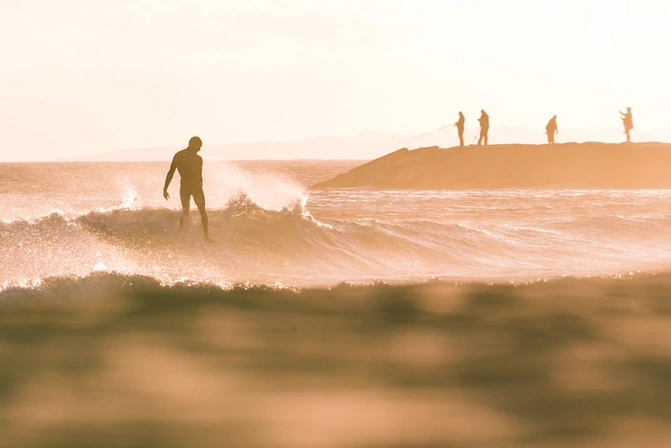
[203,163,305,211]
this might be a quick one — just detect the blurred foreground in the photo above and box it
[2,273,671,447]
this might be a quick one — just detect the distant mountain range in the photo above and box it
[59,131,408,162]
[59,127,671,162]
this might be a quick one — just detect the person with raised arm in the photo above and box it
[619,107,633,143]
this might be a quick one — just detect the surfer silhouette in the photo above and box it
[477,110,489,145]
[455,111,465,147]
[619,107,633,143]
[546,115,558,144]
[163,136,214,242]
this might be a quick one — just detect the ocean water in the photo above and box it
[3,160,671,289]
[4,159,671,447]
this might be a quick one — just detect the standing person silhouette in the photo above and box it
[546,115,558,144]
[163,136,214,242]
[477,110,489,145]
[455,111,465,147]
[619,107,633,143]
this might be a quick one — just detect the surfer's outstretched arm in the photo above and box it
[163,160,177,200]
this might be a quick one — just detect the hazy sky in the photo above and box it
[2,0,670,161]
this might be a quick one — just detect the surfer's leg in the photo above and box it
[180,189,191,229]
[193,190,211,241]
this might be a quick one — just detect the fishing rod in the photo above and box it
[394,123,455,147]
[561,125,606,133]
[375,123,455,157]
[539,125,606,135]
[470,128,479,145]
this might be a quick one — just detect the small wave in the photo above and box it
[1,270,667,304]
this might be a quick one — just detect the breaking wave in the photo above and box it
[3,192,671,290]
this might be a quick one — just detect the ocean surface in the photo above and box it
[3,160,671,289]
[4,160,671,447]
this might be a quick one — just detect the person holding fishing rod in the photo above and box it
[455,111,465,146]
[620,107,633,143]
[477,110,489,145]
[546,115,558,144]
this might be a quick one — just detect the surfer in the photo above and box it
[163,136,214,242]
[619,107,633,143]
[546,115,558,144]
[455,111,465,146]
[477,110,489,145]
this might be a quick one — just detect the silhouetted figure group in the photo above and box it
[163,108,636,242]
[453,110,489,146]
[453,107,634,146]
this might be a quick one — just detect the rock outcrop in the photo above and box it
[312,143,671,189]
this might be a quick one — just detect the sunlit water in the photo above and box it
[3,160,671,288]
